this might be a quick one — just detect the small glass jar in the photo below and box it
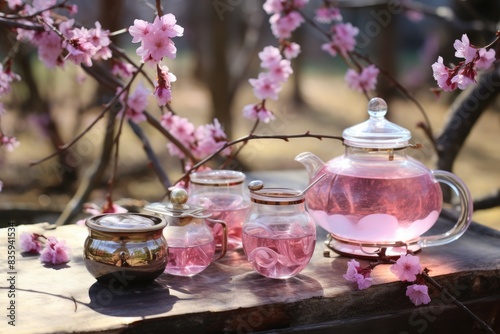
[144,188,228,277]
[188,170,251,250]
[242,181,316,279]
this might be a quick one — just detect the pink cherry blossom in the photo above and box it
[475,48,496,70]
[345,64,379,93]
[40,236,71,265]
[124,83,150,123]
[1,135,20,151]
[153,65,177,106]
[267,59,293,82]
[259,46,282,69]
[242,104,275,123]
[19,233,43,253]
[65,28,98,66]
[141,31,177,62]
[269,11,304,39]
[390,254,422,282]
[249,72,282,100]
[6,0,22,10]
[406,284,431,306]
[87,21,111,60]
[315,6,342,23]
[111,61,136,79]
[33,31,64,68]
[451,73,475,90]
[129,14,183,64]
[454,34,476,63]
[0,63,21,97]
[194,119,229,158]
[343,259,373,290]
[129,19,151,43]
[332,22,359,56]
[431,56,456,92]
[322,22,359,57]
[161,112,196,158]
[152,13,184,38]
[263,0,283,15]
[283,42,301,60]
[66,4,78,15]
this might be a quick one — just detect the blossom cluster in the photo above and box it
[243,45,298,123]
[242,1,307,123]
[129,14,183,107]
[432,34,496,92]
[263,0,308,39]
[161,112,230,160]
[344,254,431,306]
[19,232,71,265]
[315,4,379,94]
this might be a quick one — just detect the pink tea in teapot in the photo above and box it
[306,169,442,243]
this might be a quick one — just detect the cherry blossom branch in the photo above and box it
[1,0,70,20]
[176,132,344,186]
[143,111,197,162]
[421,270,495,334]
[351,51,436,149]
[296,5,433,140]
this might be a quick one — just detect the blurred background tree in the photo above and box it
[0,0,499,228]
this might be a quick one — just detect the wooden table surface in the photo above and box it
[1,171,499,334]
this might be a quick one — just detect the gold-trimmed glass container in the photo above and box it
[145,188,228,277]
[242,181,316,279]
[188,170,251,250]
[84,213,168,285]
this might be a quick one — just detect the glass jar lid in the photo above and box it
[144,188,209,218]
[248,180,305,205]
[342,97,411,149]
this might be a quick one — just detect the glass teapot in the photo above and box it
[144,188,228,276]
[295,97,473,258]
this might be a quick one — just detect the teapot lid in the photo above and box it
[144,188,209,218]
[342,97,411,149]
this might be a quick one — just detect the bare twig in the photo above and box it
[176,132,344,186]
[421,270,496,334]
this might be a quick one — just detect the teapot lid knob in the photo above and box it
[367,97,387,119]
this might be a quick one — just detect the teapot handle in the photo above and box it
[206,218,228,261]
[418,170,473,248]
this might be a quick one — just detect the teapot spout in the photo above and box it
[295,152,325,179]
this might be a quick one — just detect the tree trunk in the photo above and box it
[436,68,500,172]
